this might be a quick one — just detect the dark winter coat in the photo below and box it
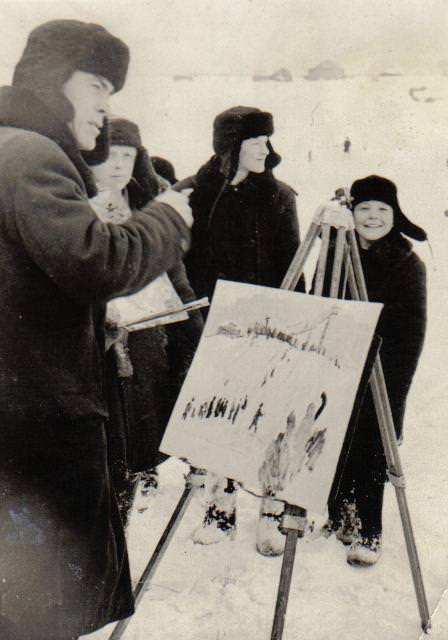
[130,261,203,468]
[176,157,304,302]
[327,229,426,536]
[359,230,426,438]
[114,260,203,475]
[331,230,427,479]
[0,86,190,639]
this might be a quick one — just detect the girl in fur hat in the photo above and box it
[327,175,427,567]
[176,106,305,554]
[89,117,203,523]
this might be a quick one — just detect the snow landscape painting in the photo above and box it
[161,280,382,514]
[2,1,448,639]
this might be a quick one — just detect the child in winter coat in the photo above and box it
[328,175,427,566]
[178,105,304,307]
[176,106,304,554]
[89,117,203,523]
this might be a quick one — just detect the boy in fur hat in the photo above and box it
[89,116,203,522]
[176,106,304,554]
[179,105,304,304]
[0,19,192,640]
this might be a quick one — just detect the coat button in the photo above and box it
[248,239,256,247]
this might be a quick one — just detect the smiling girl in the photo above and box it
[328,174,427,566]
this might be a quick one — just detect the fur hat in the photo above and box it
[212,105,280,179]
[151,156,178,185]
[350,175,427,241]
[13,20,129,160]
[87,116,160,208]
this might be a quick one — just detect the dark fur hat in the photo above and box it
[350,175,427,241]
[13,19,129,162]
[212,105,280,179]
[87,116,161,208]
[151,156,178,185]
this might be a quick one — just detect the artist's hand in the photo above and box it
[156,188,193,228]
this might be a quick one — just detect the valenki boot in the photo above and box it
[334,501,360,546]
[256,496,285,556]
[347,534,382,567]
[192,474,237,544]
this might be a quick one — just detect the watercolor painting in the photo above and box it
[161,280,382,513]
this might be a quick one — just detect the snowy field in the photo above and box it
[87,73,448,639]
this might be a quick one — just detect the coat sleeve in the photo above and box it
[275,183,305,292]
[380,254,427,401]
[8,134,190,305]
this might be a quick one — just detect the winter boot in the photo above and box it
[347,534,382,567]
[140,467,159,495]
[192,474,237,544]
[334,501,360,546]
[256,496,285,556]
[186,466,207,489]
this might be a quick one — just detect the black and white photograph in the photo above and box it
[0,1,447,639]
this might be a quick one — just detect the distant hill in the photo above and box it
[378,71,403,77]
[305,60,345,81]
[253,67,293,82]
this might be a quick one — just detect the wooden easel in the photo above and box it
[108,198,431,639]
[108,467,204,640]
[270,196,430,638]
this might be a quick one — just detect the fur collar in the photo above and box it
[0,85,97,197]
[359,229,413,264]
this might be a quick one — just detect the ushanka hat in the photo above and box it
[151,156,178,185]
[13,20,129,161]
[13,20,129,102]
[350,175,427,241]
[212,105,280,178]
[88,116,161,208]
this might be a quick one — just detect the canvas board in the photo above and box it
[161,279,383,514]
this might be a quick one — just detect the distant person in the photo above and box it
[89,117,203,522]
[327,175,427,567]
[0,19,192,640]
[151,155,178,186]
[343,136,351,154]
[176,105,305,553]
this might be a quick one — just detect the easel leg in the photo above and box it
[108,467,201,640]
[347,233,431,632]
[370,364,431,633]
[271,505,307,640]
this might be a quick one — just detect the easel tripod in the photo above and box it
[108,200,431,640]
[270,199,430,638]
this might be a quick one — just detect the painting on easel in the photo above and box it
[161,280,383,514]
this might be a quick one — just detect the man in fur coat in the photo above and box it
[0,19,192,640]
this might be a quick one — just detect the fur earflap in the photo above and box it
[128,146,161,209]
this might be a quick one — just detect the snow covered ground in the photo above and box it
[87,73,448,639]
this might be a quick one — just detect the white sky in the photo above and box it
[0,0,447,82]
